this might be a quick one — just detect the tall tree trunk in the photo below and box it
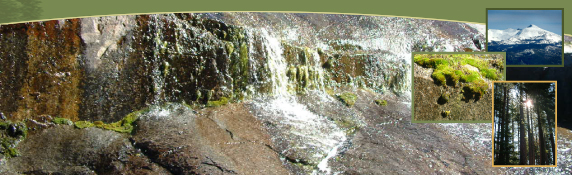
[527,93,535,165]
[547,111,556,164]
[519,84,527,165]
[503,86,510,164]
[536,104,546,165]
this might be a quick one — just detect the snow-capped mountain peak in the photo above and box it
[488,24,561,44]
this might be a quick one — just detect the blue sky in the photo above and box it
[488,10,562,35]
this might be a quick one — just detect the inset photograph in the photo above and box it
[487,9,564,67]
[412,53,505,122]
[492,81,557,167]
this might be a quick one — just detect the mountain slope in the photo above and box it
[489,24,561,45]
[488,24,562,65]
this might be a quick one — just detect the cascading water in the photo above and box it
[247,28,347,174]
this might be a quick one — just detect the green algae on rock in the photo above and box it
[52,117,73,125]
[337,92,358,107]
[375,99,388,106]
[206,97,230,107]
[0,120,27,158]
[74,121,94,129]
[74,108,149,133]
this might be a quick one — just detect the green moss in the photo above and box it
[481,68,499,80]
[53,117,73,125]
[6,147,19,157]
[93,121,104,128]
[206,97,229,107]
[74,121,94,129]
[431,65,459,86]
[74,108,149,133]
[0,121,10,129]
[337,92,357,107]
[462,79,488,100]
[438,93,449,105]
[225,41,234,54]
[460,70,480,83]
[374,99,388,106]
[441,110,451,118]
[334,119,359,135]
[1,137,21,158]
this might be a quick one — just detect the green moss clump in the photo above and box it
[1,138,20,158]
[441,110,451,118]
[93,121,104,128]
[74,121,94,129]
[225,42,234,54]
[431,65,459,86]
[206,97,229,107]
[481,68,499,80]
[101,108,149,133]
[6,147,19,157]
[337,92,357,107]
[0,121,10,129]
[375,99,388,106]
[53,117,73,125]
[334,119,359,135]
[462,79,488,100]
[460,70,480,83]
[414,55,448,68]
[438,93,449,105]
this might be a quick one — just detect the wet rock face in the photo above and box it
[2,125,169,174]
[131,103,288,174]
[0,13,485,123]
[0,20,83,121]
[132,103,238,174]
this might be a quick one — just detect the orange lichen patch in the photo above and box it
[11,19,83,121]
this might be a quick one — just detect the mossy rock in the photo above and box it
[1,138,20,158]
[437,93,449,105]
[462,79,488,101]
[53,117,73,125]
[375,99,388,106]
[206,97,229,107]
[337,92,357,107]
[74,121,94,129]
[334,119,359,136]
[441,110,451,118]
[73,107,149,133]
[0,121,11,129]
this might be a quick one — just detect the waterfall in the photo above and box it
[258,29,290,97]
[247,28,346,174]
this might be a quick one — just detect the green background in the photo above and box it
[0,0,570,35]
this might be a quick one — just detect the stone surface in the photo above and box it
[1,125,169,174]
[132,103,288,174]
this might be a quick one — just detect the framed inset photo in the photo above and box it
[487,8,564,67]
[412,52,506,123]
[492,81,557,167]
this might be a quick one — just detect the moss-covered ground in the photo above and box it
[413,54,501,121]
[414,54,502,100]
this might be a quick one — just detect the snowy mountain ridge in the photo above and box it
[488,24,561,45]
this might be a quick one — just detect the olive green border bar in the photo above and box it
[411,52,507,123]
[491,81,557,167]
[1,0,572,35]
[486,8,565,67]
